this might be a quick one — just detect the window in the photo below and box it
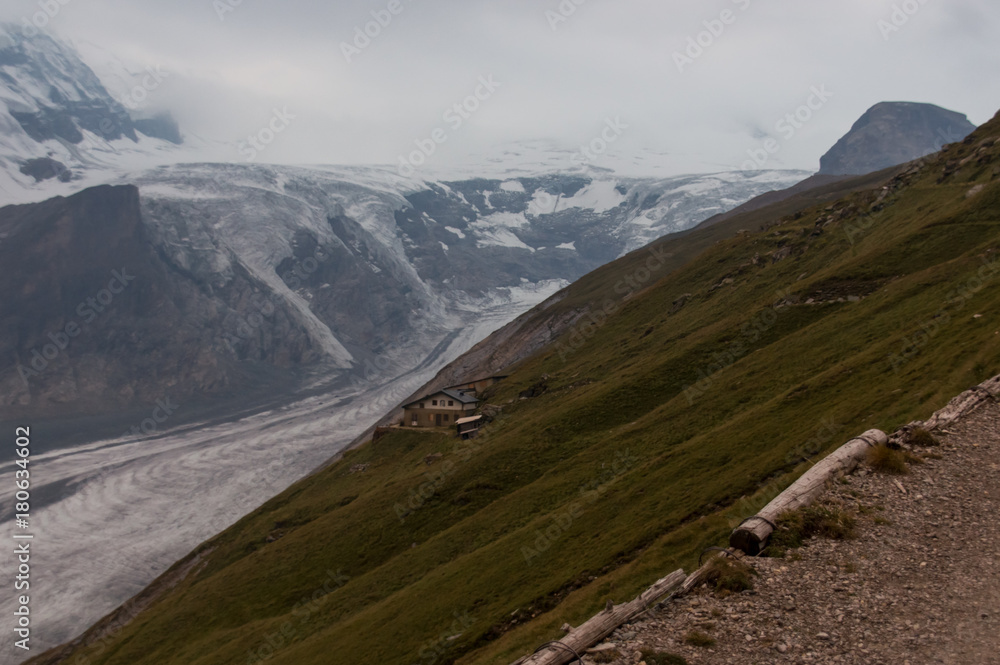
[443,414,450,422]
[432,400,438,406]
[448,400,454,406]
[419,403,425,409]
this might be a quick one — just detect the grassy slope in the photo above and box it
[40,115,1000,665]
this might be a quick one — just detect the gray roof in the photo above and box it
[403,388,478,409]
[441,389,479,404]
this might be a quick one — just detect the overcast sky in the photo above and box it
[4,0,999,175]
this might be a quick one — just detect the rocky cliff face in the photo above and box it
[0,185,321,419]
[818,102,976,175]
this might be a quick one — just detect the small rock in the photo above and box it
[586,643,617,654]
[817,632,831,640]
[777,644,789,654]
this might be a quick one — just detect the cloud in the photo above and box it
[3,0,998,173]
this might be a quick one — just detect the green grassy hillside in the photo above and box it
[35,112,1000,665]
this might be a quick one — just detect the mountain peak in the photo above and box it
[0,23,137,144]
[818,101,976,176]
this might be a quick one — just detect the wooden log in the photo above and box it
[515,569,686,665]
[918,375,1000,432]
[729,429,887,555]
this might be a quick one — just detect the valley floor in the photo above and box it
[608,400,1000,665]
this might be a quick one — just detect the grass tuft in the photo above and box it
[868,445,910,474]
[684,631,716,648]
[909,427,941,447]
[765,504,856,557]
[640,649,689,665]
[703,557,757,593]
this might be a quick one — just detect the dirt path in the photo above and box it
[609,400,1000,665]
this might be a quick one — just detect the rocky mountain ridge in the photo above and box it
[818,101,976,175]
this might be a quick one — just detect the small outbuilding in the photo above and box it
[455,415,483,439]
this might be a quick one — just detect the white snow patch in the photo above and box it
[439,241,449,252]
[555,180,625,214]
[475,228,535,252]
[445,226,466,239]
[473,211,529,229]
[500,180,525,193]
[556,241,576,250]
[527,189,558,216]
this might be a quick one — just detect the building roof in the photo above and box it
[402,388,479,409]
[455,415,483,426]
[441,388,479,404]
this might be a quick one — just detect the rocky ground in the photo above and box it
[600,399,1000,665]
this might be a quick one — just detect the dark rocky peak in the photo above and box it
[819,102,976,175]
